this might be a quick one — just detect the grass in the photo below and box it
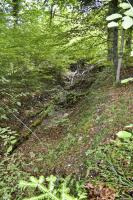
[31,70,132,175]
[85,138,133,199]
[0,69,133,199]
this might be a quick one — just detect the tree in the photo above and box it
[125,27,132,57]
[107,1,133,83]
[12,0,20,24]
[107,0,119,73]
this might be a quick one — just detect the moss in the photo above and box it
[29,103,54,128]
[31,118,43,128]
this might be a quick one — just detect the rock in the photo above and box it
[63,60,98,90]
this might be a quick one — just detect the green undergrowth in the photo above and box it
[38,81,132,171]
[0,69,133,199]
[19,175,87,200]
[0,154,29,200]
[85,137,133,199]
[18,135,133,199]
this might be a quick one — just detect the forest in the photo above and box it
[0,0,133,199]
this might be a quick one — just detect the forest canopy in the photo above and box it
[0,0,133,91]
[1,0,132,92]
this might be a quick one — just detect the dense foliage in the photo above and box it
[0,0,132,90]
[0,0,132,200]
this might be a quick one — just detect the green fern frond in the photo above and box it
[46,175,57,192]
[30,176,39,183]
[19,180,37,189]
[39,176,45,184]
[23,194,45,200]
[64,194,78,200]
[60,183,72,200]
[19,175,86,200]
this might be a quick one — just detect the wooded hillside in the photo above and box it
[0,0,133,199]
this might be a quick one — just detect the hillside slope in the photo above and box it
[13,70,132,174]
[0,69,133,199]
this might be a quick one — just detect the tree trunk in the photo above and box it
[113,25,118,72]
[12,0,19,25]
[107,28,113,61]
[116,29,125,83]
[125,28,132,56]
[107,0,118,72]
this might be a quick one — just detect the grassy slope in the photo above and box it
[0,69,133,199]
[16,70,132,173]
[34,71,132,175]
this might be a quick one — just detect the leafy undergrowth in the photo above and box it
[0,69,133,199]
[19,175,87,200]
[85,137,133,199]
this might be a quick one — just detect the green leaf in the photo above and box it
[23,194,46,200]
[19,180,36,189]
[119,3,131,10]
[116,131,132,139]
[131,50,133,56]
[121,77,133,83]
[30,176,38,183]
[11,139,17,144]
[1,114,8,120]
[0,127,9,133]
[39,176,45,184]
[16,102,21,106]
[108,21,118,28]
[106,13,122,21]
[46,175,57,192]
[10,136,16,139]
[124,8,133,17]
[6,146,13,153]
[125,124,133,128]
[122,16,133,29]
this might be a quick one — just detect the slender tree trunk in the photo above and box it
[112,0,118,73]
[113,25,118,72]
[107,28,113,61]
[12,0,19,25]
[116,29,125,83]
[107,0,118,73]
[107,0,114,62]
[125,28,132,56]
[49,4,56,25]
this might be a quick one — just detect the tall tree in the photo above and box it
[12,0,20,25]
[107,0,119,73]
[125,28,132,56]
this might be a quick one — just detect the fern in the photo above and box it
[19,175,87,200]
[24,194,45,200]
[0,127,18,154]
